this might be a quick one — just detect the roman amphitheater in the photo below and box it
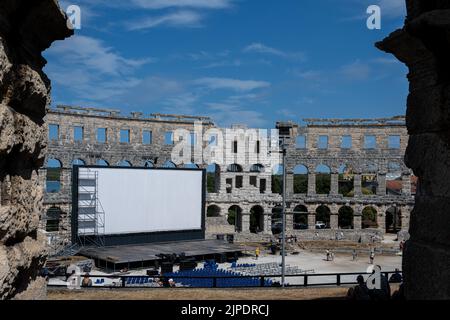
[40,105,415,254]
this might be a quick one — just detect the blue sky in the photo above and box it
[44,0,408,128]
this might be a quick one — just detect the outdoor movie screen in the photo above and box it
[73,166,205,238]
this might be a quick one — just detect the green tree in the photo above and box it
[362,207,378,228]
[227,209,236,225]
[338,207,354,228]
[207,173,216,193]
[294,175,308,193]
[271,175,282,194]
[316,174,331,194]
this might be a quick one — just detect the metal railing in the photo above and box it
[47,270,402,289]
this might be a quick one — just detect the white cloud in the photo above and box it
[205,103,268,127]
[125,10,203,30]
[47,35,152,76]
[44,35,155,107]
[371,57,399,65]
[193,77,270,92]
[130,0,233,10]
[292,70,323,81]
[243,43,306,61]
[200,59,241,69]
[339,60,371,80]
[378,0,406,18]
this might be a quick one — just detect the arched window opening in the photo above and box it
[293,205,308,230]
[362,206,378,229]
[315,205,331,229]
[45,207,62,232]
[250,206,264,234]
[293,165,308,194]
[338,206,354,229]
[46,159,62,193]
[315,165,331,195]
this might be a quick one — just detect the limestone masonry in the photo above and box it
[0,0,73,299]
[377,0,450,300]
[41,105,414,252]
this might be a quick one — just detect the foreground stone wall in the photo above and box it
[377,0,450,300]
[0,0,72,299]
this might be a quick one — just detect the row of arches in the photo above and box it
[46,158,185,169]
[207,204,402,235]
[45,156,412,198]
[44,204,403,235]
[48,160,404,175]
[289,161,405,175]
[288,162,408,197]
[46,159,269,173]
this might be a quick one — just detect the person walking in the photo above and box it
[255,247,260,260]
[352,249,358,261]
[369,250,375,264]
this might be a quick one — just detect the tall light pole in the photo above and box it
[281,137,287,287]
[269,134,288,287]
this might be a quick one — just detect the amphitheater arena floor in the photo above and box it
[46,287,353,300]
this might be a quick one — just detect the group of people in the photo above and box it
[346,269,404,301]
[327,248,375,263]
[335,232,344,241]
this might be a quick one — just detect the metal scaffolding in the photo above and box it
[77,169,105,247]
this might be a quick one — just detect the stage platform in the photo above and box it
[79,240,243,271]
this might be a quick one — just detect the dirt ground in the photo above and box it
[47,287,353,300]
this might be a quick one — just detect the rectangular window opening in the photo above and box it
[49,124,59,141]
[318,135,328,149]
[341,135,352,149]
[143,130,152,145]
[97,128,107,143]
[120,129,130,143]
[74,126,83,142]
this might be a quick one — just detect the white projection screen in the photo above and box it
[73,166,205,245]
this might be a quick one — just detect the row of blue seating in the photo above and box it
[163,268,273,288]
[125,277,152,285]
[231,262,257,268]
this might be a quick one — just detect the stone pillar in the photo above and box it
[307,214,316,230]
[377,173,387,196]
[353,215,362,230]
[266,175,272,194]
[286,172,294,195]
[402,174,412,196]
[285,211,294,233]
[241,214,250,233]
[401,206,411,232]
[60,169,72,195]
[307,173,316,196]
[330,214,339,229]
[264,214,272,234]
[0,0,73,300]
[330,173,339,195]
[377,3,450,299]
[377,206,386,233]
[353,174,362,197]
